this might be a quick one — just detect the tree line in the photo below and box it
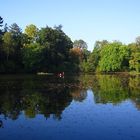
[82,40,140,73]
[0,16,140,74]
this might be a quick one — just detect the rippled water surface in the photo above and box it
[0,74,140,140]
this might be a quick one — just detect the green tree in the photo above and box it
[22,43,44,72]
[24,24,38,41]
[1,32,16,72]
[129,43,140,72]
[9,23,23,71]
[37,26,73,72]
[99,42,130,72]
[82,49,99,72]
[2,32,14,61]
[0,23,23,73]
[82,40,108,73]
[9,23,21,34]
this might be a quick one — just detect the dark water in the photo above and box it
[0,74,140,140]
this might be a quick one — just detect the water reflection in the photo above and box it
[0,74,140,121]
[0,120,3,128]
[80,74,140,108]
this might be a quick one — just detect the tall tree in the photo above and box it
[9,23,22,36]
[24,24,38,41]
[2,32,14,61]
[9,23,23,71]
[37,26,73,72]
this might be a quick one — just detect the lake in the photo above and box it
[0,74,140,140]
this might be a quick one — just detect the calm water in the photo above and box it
[0,74,140,140]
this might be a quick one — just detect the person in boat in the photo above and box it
[58,72,64,77]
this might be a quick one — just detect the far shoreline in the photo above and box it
[0,71,139,76]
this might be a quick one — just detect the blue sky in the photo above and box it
[1,0,140,50]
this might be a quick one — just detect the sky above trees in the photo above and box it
[1,0,140,50]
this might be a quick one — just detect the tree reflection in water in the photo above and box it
[0,74,140,121]
[80,74,140,108]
